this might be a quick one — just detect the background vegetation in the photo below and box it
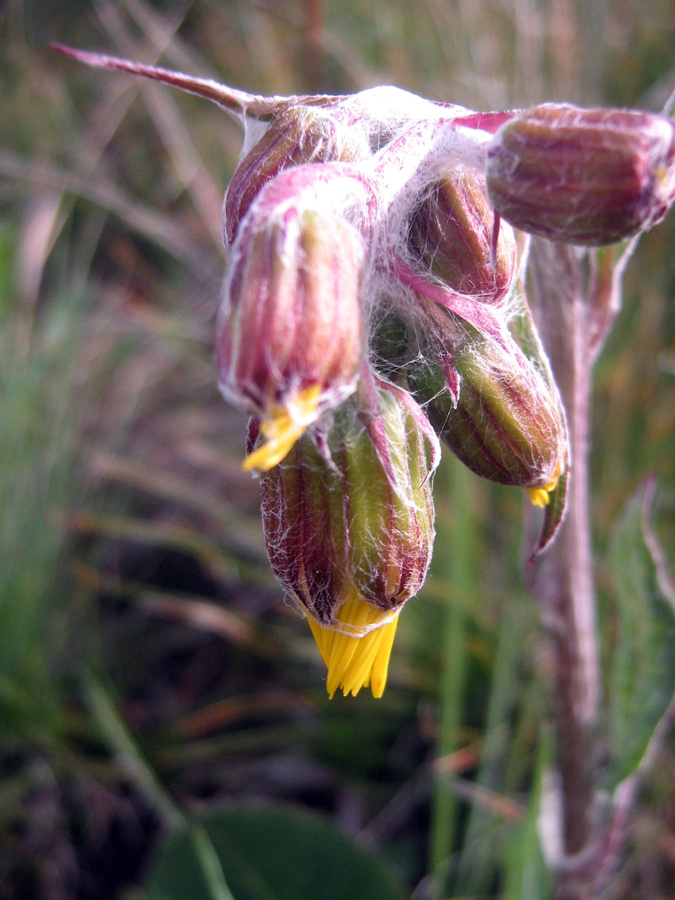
[1,1,675,898]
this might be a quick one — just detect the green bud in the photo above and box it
[486,103,675,245]
[259,380,436,621]
[408,329,566,498]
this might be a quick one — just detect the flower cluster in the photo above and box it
[57,47,675,698]
[215,92,578,697]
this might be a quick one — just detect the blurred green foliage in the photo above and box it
[1,1,675,898]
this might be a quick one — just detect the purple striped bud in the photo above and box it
[224,105,370,246]
[409,328,566,505]
[407,172,516,303]
[217,199,365,471]
[256,378,438,697]
[486,103,675,245]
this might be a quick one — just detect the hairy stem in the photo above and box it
[528,240,601,877]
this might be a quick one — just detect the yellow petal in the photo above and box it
[307,593,399,698]
[242,416,305,472]
[242,384,323,472]
[369,615,398,698]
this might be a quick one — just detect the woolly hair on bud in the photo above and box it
[342,111,524,382]
[257,381,438,637]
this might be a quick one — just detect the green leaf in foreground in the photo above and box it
[606,485,675,788]
[145,803,407,900]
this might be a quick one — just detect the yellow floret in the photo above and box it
[307,593,399,699]
[242,384,322,472]
[526,463,563,508]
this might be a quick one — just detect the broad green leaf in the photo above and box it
[145,803,407,900]
[606,487,675,787]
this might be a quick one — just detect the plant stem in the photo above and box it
[528,240,602,882]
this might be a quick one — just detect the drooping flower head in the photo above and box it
[408,323,567,506]
[216,165,370,471]
[256,374,439,697]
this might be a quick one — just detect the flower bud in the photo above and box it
[407,172,516,303]
[224,105,370,246]
[486,103,675,245]
[408,329,566,504]
[257,379,438,698]
[217,203,365,471]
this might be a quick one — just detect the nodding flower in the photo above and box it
[60,43,675,695]
[216,170,368,472]
[486,103,675,246]
[256,376,438,698]
[407,321,567,506]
